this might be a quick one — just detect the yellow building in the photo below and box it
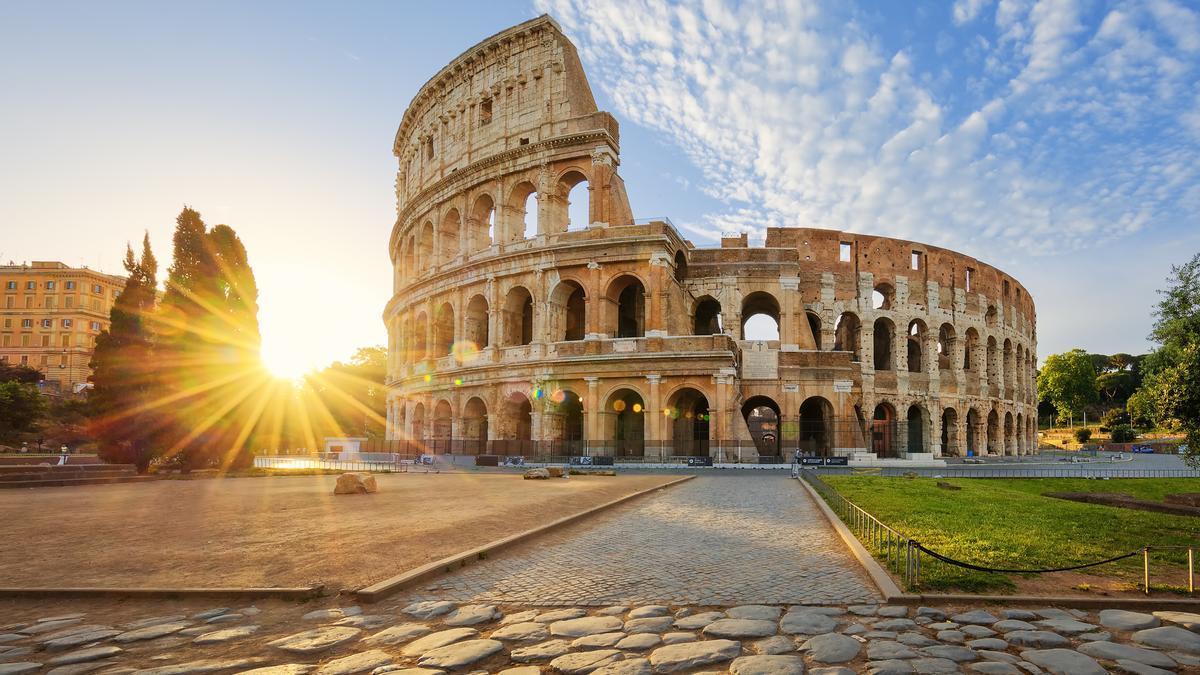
[0,261,125,393]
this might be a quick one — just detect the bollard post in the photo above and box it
[1144,548,1150,596]
[1190,548,1195,595]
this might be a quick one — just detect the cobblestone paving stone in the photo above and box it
[406,475,879,606]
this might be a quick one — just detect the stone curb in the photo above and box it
[353,474,697,602]
[795,474,902,599]
[0,586,324,600]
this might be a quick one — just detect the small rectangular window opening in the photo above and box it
[839,242,852,262]
[911,251,920,270]
[479,99,493,126]
[965,268,974,292]
[425,138,434,160]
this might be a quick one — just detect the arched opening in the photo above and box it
[433,302,455,357]
[873,317,894,370]
[502,286,534,346]
[667,388,710,457]
[404,236,415,277]
[1004,411,1015,455]
[546,389,584,455]
[464,295,489,351]
[987,336,999,383]
[741,292,781,341]
[1003,339,1014,388]
[432,399,453,453]
[907,320,926,372]
[1016,412,1024,454]
[469,194,495,253]
[606,388,645,457]
[987,409,1001,455]
[798,396,834,457]
[834,312,861,361]
[985,305,998,328]
[872,403,898,457]
[411,403,426,445]
[462,397,488,455]
[395,402,407,442]
[906,404,927,454]
[966,408,980,456]
[440,209,461,264]
[938,324,956,370]
[872,283,894,310]
[561,170,589,233]
[963,328,979,371]
[693,296,722,335]
[807,312,822,350]
[606,275,645,338]
[507,182,538,243]
[942,408,960,456]
[673,251,688,282]
[412,312,429,361]
[498,392,533,451]
[419,221,434,269]
[549,280,586,342]
[741,396,781,459]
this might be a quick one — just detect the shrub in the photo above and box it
[1099,408,1130,432]
[1110,425,1137,443]
[1073,428,1093,444]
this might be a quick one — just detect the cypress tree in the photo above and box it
[89,233,159,472]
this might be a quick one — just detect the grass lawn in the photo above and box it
[822,475,1200,593]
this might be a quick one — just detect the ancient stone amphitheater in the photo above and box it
[383,16,1037,462]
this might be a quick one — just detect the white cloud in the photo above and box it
[537,0,1200,263]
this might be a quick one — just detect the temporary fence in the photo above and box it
[800,470,1198,593]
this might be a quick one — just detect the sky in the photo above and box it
[2,0,1198,376]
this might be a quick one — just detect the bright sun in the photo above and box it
[262,347,318,380]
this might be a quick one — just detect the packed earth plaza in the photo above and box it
[7,12,1200,675]
[382,16,1038,465]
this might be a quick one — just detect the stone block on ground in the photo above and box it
[648,639,741,673]
[415,639,503,669]
[728,655,806,675]
[550,649,624,674]
[1099,610,1159,631]
[400,629,479,657]
[269,627,362,655]
[1019,648,1106,675]
[317,650,393,675]
[334,473,378,495]
[800,632,864,663]
[524,469,550,480]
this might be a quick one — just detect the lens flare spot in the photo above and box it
[612,399,627,412]
[632,402,643,413]
[451,340,479,364]
[550,389,567,404]
[531,388,544,400]
[454,378,463,386]
[422,374,432,383]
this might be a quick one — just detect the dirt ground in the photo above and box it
[0,472,678,591]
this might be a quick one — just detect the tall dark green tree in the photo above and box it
[1037,349,1099,423]
[88,234,160,471]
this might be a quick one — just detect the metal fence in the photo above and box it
[800,469,1200,593]
[810,466,1200,479]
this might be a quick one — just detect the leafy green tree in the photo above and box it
[1099,408,1130,431]
[1154,343,1200,466]
[0,381,46,441]
[1127,385,1159,428]
[89,235,160,471]
[1151,253,1200,353]
[1109,353,1137,371]
[1073,428,1092,444]
[1037,349,1098,422]
[303,346,387,441]
[1089,353,1113,374]
[1096,370,1139,407]
[0,364,42,384]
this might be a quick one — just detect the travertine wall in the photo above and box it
[383,16,1037,460]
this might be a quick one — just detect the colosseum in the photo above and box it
[383,15,1038,464]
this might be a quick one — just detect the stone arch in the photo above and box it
[419,220,434,269]
[605,274,646,338]
[963,327,979,371]
[985,305,998,328]
[545,388,584,453]
[966,406,982,455]
[432,399,453,453]
[555,168,590,233]
[938,323,956,370]
[1016,411,1025,454]
[987,336,999,384]
[667,387,710,457]
[501,286,534,346]
[548,279,587,342]
[694,296,723,335]
[834,312,862,361]
[469,193,495,253]
[403,235,415,278]
[506,180,538,242]
[605,387,645,457]
[461,396,488,454]
[741,291,781,341]
[741,395,781,458]
[873,317,895,370]
[987,408,1001,455]
[873,283,895,310]
[941,407,960,456]
[433,302,455,357]
[412,311,429,361]
[498,391,533,443]
[798,396,835,457]
[806,311,822,350]
[673,250,688,282]
[1003,338,1014,390]
[464,294,489,350]
[907,404,929,454]
[907,319,927,372]
[871,402,898,457]
[1004,411,1015,455]
[411,402,426,444]
[440,208,461,264]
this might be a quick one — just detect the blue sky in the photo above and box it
[2,1,1198,374]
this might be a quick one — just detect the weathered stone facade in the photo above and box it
[383,16,1037,461]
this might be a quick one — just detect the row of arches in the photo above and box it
[396,171,593,284]
[391,275,647,365]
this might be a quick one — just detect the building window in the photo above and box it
[44,296,56,308]
[62,319,72,328]
[20,335,30,347]
[25,281,35,290]
[965,268,974,292]
[20,355,28,365]
[21,319,32,328]
[93,284,102,294]
[2,319,8,328]
[41,335,50,347]
[61,334,70,347]
[24,297,32,308]
[65,296,73,308]
[46,281,56,290]
[65,281,75,290]
[480,99,493,126]
[839,242,852,262]
[911,251,921,270]
[5,281,14,290]
[425,137,434,160]
[4,297,11,309]
[41,319,52,328]
[90,321,101,331]
[1,335,8,346]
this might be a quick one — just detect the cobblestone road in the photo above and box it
[404,474,880,606]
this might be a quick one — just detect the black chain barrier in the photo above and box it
[914,542,1145,574]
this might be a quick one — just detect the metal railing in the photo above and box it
[811,466,1200,479]
[800,469,1199,594]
